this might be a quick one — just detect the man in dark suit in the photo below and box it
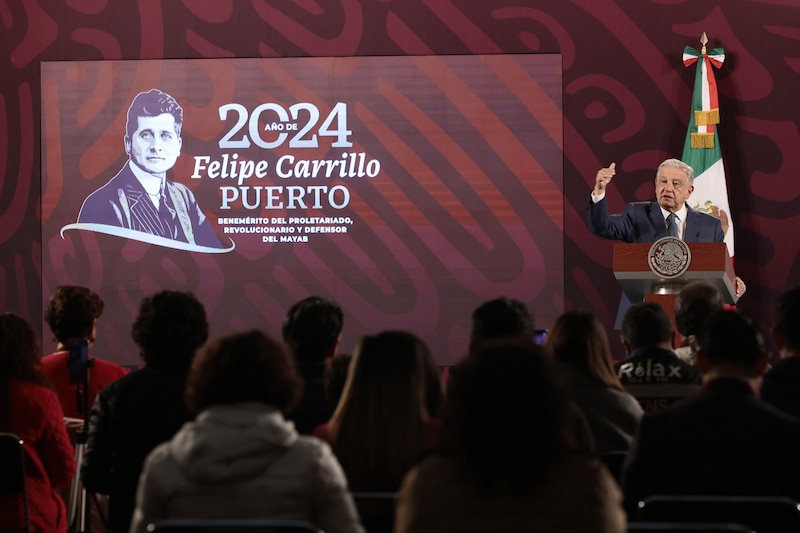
[78,89,223,249]
[621,309,800,513]
[588,158,725,243]
[587,158,745,326]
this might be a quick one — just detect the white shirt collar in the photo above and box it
[128,161,165,197]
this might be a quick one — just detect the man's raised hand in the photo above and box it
[594,162,616,196]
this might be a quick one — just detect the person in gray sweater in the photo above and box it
[129,330,364,533]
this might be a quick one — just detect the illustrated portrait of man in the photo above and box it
[76,89,226,250]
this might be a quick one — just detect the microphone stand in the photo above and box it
[68,347,94,533]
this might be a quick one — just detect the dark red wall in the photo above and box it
[2,0,798,348]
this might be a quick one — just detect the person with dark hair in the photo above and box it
[129,330,363,533]
[614,301,700,410]
[469,296,534,349]
[622,310,800,512]
[0,313,76,533]
[467,296,595,452]
[81,290,209,533]
[42,285,127,419]
[77,88,223,249]
[761,285,800,417]
[395,338,625,533]
[315,331,443,491]
[282,295,344,434]
[546,310,643,452]
[673,280,724,365]
[316,331,442,532]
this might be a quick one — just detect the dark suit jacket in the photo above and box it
[587,198,724,244]
[587,198,725,327]
[761,357,800,419]
[621,378,800,513]
[78,163,223,248]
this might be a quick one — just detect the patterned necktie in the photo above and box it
[667,212,680,238]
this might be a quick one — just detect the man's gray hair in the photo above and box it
[656,158,695,184]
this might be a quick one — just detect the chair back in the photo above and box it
[601,450,627,484]
[0,432,31,532]
[350,491,396,533]
[637,494,800,533]
[147,519,322,532]
[627,521,754,532]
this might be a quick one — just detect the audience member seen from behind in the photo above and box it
[615,301,701,412]
[762,285,800,418]
[467,296,595,452]
[621,310,800,513]
[0,313,76,533]
[314,331,443,491]
[315,331,442,533]
[395,338,626,533]
[282,296,344,434]
[545,309,643,453]
[42,285,128,419]
[469,296,535,350]
[673,280,724,366]
[81,291,209,533]
[130,330,363,533]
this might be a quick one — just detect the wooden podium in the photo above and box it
[613,241,738,336]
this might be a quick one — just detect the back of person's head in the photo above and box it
[674,281,724,339]
[775,286,800,351]
[0,313,48,425]
[0,313,44,381]
[186,330,302,415]
[329,330,442,490]
[621,301,673,350]
[470,297,535,347]
[698,310,767,371]
[446,337,567,492]
[131,290,209,370]
[281,296,343,364]
[545,309,622,391]
[45,285,104,344]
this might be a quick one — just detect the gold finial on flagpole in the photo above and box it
[700,32,708,55]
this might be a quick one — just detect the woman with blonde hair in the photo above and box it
[545,309,643,452]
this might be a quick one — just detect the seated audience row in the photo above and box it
[621,309,800,514]
[11,283,800,533]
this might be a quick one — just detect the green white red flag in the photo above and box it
[681,38,733,256]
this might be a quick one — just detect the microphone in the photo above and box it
[67,339,90,384]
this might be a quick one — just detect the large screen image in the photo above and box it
[42,55,564,366]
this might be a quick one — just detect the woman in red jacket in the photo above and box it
[0,313,76,533]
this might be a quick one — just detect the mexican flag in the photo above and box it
[681,38,734,257]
